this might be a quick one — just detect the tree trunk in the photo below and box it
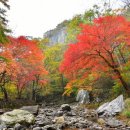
[99,51,130,95]
[17,88,22,99]
[60,74,64,89]
[114,68,130,95]
[0,71,8,101]
[32,88,36,101]
[1,86,8,101]
[32,80,36,101]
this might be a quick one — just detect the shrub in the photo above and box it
[121,98,130,118]
[123,111,130,118]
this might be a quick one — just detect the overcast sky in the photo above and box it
[7,0,123,38]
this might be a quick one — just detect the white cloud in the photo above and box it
[7,0,123,37]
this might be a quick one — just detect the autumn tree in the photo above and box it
[0,36,47,100]
[60,16,130,95]
[9,36,47,99]
[0,41,17,101]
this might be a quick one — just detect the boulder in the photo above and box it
[60,104,71,111]
[20,105,39,115]
[96,95,124,116]
[0,109,35,125]
[76,89,90,104]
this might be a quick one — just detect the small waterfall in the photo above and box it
[76,89,90,104]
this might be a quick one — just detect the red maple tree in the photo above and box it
[60,16,130,95]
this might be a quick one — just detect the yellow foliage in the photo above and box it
[5,83,17,99]
[0,83,17,99]
[63,78,93,96]
[79,86,92,91]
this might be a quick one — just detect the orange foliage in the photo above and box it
[0,36,48,90]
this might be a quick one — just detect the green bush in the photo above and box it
[121,98,130,118]
[123,110,130,118]
[112,80,125,97]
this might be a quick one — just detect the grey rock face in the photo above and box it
[76,89,90,104]
[20,105,39,115]
[43,23,67,46]
[96,95,124,116]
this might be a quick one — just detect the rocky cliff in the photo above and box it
[43,20,68,46]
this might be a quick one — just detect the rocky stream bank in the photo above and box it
[0,101,129,130]
[0,93,129,130]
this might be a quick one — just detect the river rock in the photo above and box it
[14,123,26,130]
[0,124,7,129]
[20,105,39,115]
[126,120,130,126]
[65,111,76,116]
[76,89,90,104]
[85,110,98,122]
[33,127,42,130]
[0,109,35,125]
[96,95,124,116]
[60,104,71,111]
[35,118,51,126]
[55,110,63,117]
[42,124,57,130]
[106,118,124,128]
[53,116,65,124]
[8,128,14,130]
[97,118,106,125]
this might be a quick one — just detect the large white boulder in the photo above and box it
[96,95,124,116]
[0,109,35,125]
[76,89,90,104]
